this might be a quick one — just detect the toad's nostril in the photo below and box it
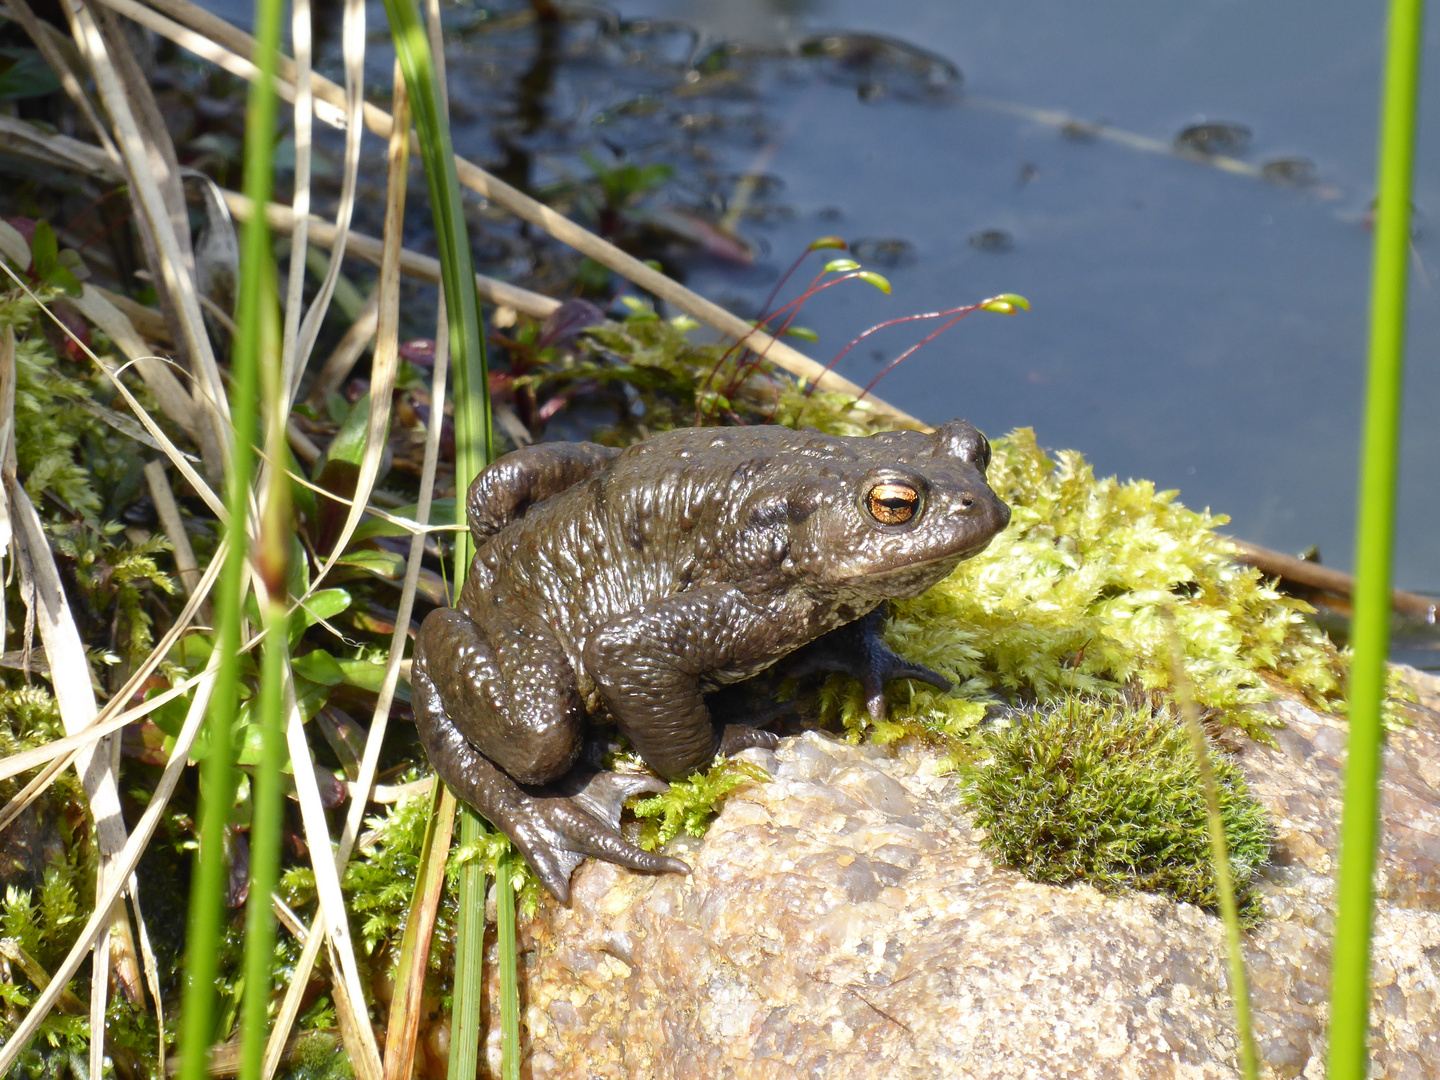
[960,495,975,509]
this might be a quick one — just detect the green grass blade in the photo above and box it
[176,0,285,1072]
[1168,627,1258,1079]
[1328,1,1426,1076]
[379,0,492,520]
[238,600,289,1080]
[239,243,293,1079]
[496,845,521,1080]
[449,808,489,1080]
[378,0,495,1075]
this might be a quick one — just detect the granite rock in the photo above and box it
[493,671,1440,1079]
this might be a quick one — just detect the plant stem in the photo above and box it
[449,808,488,1080]
[496,845,521,1080]
[1168,628,1258,1080]
[380,0,492,505]
[176,0,283,1069]
[238,229,291,1080]
[383,782,456,1080]
[1328,0,1425,1076]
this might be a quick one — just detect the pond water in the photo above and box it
[207,0,1439,663]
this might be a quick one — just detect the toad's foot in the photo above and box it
[414,662,688,903]
[786,603,951,722]
[718,724,781,757]
[522,770,690,901]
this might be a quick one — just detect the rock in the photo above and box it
[496,675,1440,1079]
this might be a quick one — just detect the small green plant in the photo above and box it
[2,290,146,519]
[632,757,771,850]
[24,221,83,298]
[961,696,1272,922]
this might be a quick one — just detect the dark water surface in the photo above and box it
[207,0,1439,651]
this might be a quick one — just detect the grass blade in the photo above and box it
[381,783,456,1080]
[495,845,521,1080]
[449,808,488,1080]
[1328,1,1426,1076]
[1167,627,1258,1079]
[238,246,290,1080]
[176,0,285,1066]
[380,0,492,495]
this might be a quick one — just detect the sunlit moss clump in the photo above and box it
[632,757,770,851]
[962,698,1271,922]
[817,428,1351,744]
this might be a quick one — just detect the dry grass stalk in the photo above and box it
[327,931,382,1080]
[89,2,193,268]
[0,326,13,569]
[0,218,28,269]
[129,874,169,1076]
[279,0,314,400]
[109,0,346,127]
[381,784,455,1080]
[223,189,560,319]
[4,405,133,1076]
[282,672,384,1076]
[261,914,327,1080]
[67,0,231,474]
[144,460,202,595]
[0,754,70,836]
[90,285,171,341]
[287,0,368,398]
[296,53,408,610]
[72,285,203,440]
[306,286,379,408]
[0,938,85,1013]
[0,112,119,177]
[3,0,121,162]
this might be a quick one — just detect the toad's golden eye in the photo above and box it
[865,481,920,525]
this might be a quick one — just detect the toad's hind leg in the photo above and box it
[415,607,585,784]
[413,608,686,902]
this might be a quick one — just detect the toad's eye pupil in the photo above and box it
[867,482,919,525]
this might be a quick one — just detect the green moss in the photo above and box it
[1,291,154,522]
[962,697,1272,923]
[282,1032,353,1080]
[631,757,770,851]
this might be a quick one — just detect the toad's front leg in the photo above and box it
[583,587,786,780]
[413,607,686,903]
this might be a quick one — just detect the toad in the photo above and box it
[413,420,1010,900]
